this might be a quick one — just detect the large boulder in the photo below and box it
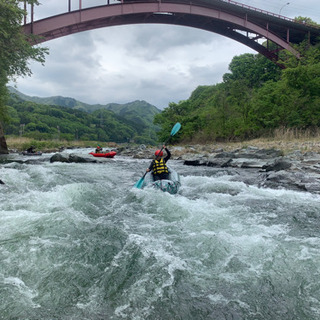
[263,159,292,172]
[50,153,97,163]
[50,153,70,163]
[69,154,96,163]
[261,171,319,193]
[235,147,283,159]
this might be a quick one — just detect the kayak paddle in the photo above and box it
[134,122,181,189]
[134,171,148,189]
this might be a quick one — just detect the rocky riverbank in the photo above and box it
[2,142,320,194]
[116,143,320,194]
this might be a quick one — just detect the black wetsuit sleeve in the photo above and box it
[148,160,154,171]
[164,148,171,163]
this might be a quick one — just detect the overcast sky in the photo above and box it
[10,0,320,110]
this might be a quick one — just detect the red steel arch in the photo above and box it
[23,0,320,68]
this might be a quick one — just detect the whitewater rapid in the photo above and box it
[0,149,320,319]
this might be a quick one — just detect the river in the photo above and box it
[1,149,320,320]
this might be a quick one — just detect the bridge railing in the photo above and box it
[221,0,320,28]
[221,0,294,22]
[22,0,319,29]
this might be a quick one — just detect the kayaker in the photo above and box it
[146,145,171,181]
[26,146,36,153]
[95,145,102,153]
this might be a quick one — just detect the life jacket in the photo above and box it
[152,158,169,175]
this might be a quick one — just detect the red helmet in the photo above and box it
[155,150,163,157]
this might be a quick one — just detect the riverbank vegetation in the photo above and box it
[4,94,158,145]
[5,136,103,152]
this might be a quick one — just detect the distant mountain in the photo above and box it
[7,86,161,114]
[6,87,162,144]
[7,86,110,111]
[103,101,160,130]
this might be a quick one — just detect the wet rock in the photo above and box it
[210,147,282,160]
[207,158,232,167]
[285,150,304,160]
[183,159,203,166]
[183,158,232,167]
[182,145,320,194]
[214,151,236,159]
[239,160,269,169]
[303,151,320,161]
[68,154,96,163]
[50,153,97,163]
[263,159,292,172]
[261,171,313,192]
[6,143,319,194]
[50,153,70,163]
[304,182,320,193]
[235,147,283,159]
[226,159,269,169]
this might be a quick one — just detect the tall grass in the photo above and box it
[181,128,320,153]
[5,136,114,152]
[272,127,320,140]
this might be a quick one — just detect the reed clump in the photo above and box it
[182,128,320,154]
[6,137,99,152]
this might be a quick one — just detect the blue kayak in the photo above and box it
[22,151,42,156]
[142,166,181,194]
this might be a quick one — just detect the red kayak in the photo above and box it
[89,151,117,158]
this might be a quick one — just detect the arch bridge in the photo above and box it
[23,0,320,68]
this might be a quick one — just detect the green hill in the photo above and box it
[7,86,160,115]
[5,88,161,144]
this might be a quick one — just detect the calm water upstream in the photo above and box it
[0,148,320,320]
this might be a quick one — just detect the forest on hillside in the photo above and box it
[4,94,159,144]
[154,38,320,144]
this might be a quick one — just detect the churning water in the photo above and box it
[0,149,320,320]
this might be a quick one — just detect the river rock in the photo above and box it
[207,158,233,167]
[260,171,319,192]
[214,151,236,159]
[235,147,283,159]
[263,159,292,172]
[50,153,97,163]
[182,146,320,194]
[50,153,70,163]
[68,154,97,163]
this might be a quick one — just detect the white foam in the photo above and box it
[4,276,40,308]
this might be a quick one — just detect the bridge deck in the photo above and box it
[23,0,320,67]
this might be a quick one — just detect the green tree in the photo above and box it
[0,0,48,153]
[223,53,281,88]
[294,16,320,28]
